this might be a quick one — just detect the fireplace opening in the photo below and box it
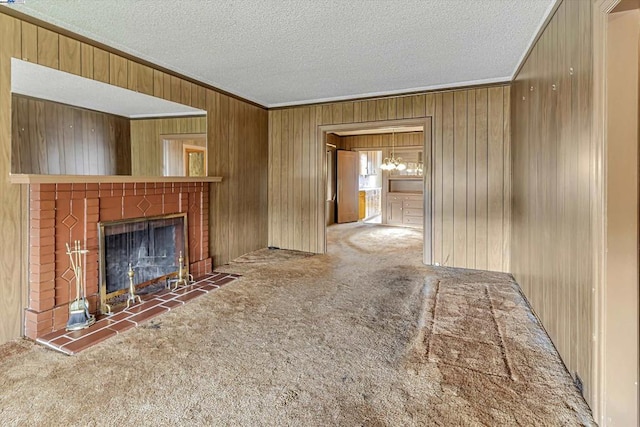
[99,213,188,313]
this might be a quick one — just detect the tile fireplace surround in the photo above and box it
[26,181,213,340]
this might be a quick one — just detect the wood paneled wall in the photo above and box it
[511,0,594,406]
[0,11,24,348]
[11,94,131,175]
[268,86,511,272]
[339,131,426,150]
[130,116,206,176]
[0,11,268,345]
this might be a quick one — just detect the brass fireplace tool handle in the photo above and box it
[125,263,142,308]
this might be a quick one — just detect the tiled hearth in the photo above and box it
[36,272,238,355]
[26,181,213,340]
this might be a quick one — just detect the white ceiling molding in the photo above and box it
[11,59,206,119]
[5,0,555,108]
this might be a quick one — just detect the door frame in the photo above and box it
[317,117,433,264]
[183,144,208,176]
[593,0,640,424]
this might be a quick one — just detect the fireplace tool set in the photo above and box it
[66,243,193,323]
[66,241,96,331]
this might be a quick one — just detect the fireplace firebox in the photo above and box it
[98,213,188,313]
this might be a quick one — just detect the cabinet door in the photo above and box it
[387,201,403,224]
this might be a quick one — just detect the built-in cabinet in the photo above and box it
[386,193,423,227]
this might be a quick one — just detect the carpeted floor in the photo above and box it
[0,222,594,426]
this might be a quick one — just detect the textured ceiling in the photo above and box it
[7,0,554,108]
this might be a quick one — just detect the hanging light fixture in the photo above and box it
[380,129,406,171]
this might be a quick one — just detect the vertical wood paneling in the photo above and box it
[269,109,281,246]
[511,0,594,407]
[487,87,504,272]
[340,132,425,149]
[453,91,467,266]
[153,70,164,98]
[403,97,413,119]
[36,27,58,69]
[376,99,388,121]
[59,35,80,75]
[109,53,127,88]
[555,0,570,371]
[441,92,455,265]
[301,107,311,252]
[0,11,268,347]
[129,116,206,176]
[12,96,132,176]
[502,85,511,274]
[268,87,510,268]
[412,94,426,118]
[293,108,303,250]
[21,22,37,63]
[286,109,295,249]
[433,93,443,263]
[466,90,476,267]
[0,13,24,344]
[181,80,192,105]
[128,61,153,95]
[281,109,291,247]
[80,43,93,79]
[93,48,109,83]
[315,105,324,249]
[343,102,354,123]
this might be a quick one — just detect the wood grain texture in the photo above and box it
[268,87,510,269]
[109,53,127,88]
[59,35,80,75]
[340,132,428,150]
[510,0,595,408]
[11,95,131,175]
[130,116,206,176]
[0,10,268,345]
[36,27,58,69]
[0,13,25,345]
[92,48,109,83]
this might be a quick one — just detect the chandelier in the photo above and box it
[380,129,406,171]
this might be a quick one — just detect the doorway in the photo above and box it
[319,118,433,265]
[160,133,207,177]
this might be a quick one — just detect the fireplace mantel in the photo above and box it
[9,174,223,184]
[25,180,213,339]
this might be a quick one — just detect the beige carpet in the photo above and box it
[0,222,594,426]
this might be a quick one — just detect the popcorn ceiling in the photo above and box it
[10,0,554,107]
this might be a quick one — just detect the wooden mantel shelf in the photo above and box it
[9,174,223,184]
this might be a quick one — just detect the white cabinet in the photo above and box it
[386,193,423,228]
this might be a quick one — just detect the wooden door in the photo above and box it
[337,150,359,223]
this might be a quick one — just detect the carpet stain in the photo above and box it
[0,222,595,426]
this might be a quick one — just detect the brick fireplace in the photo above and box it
[25,181,212,339]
